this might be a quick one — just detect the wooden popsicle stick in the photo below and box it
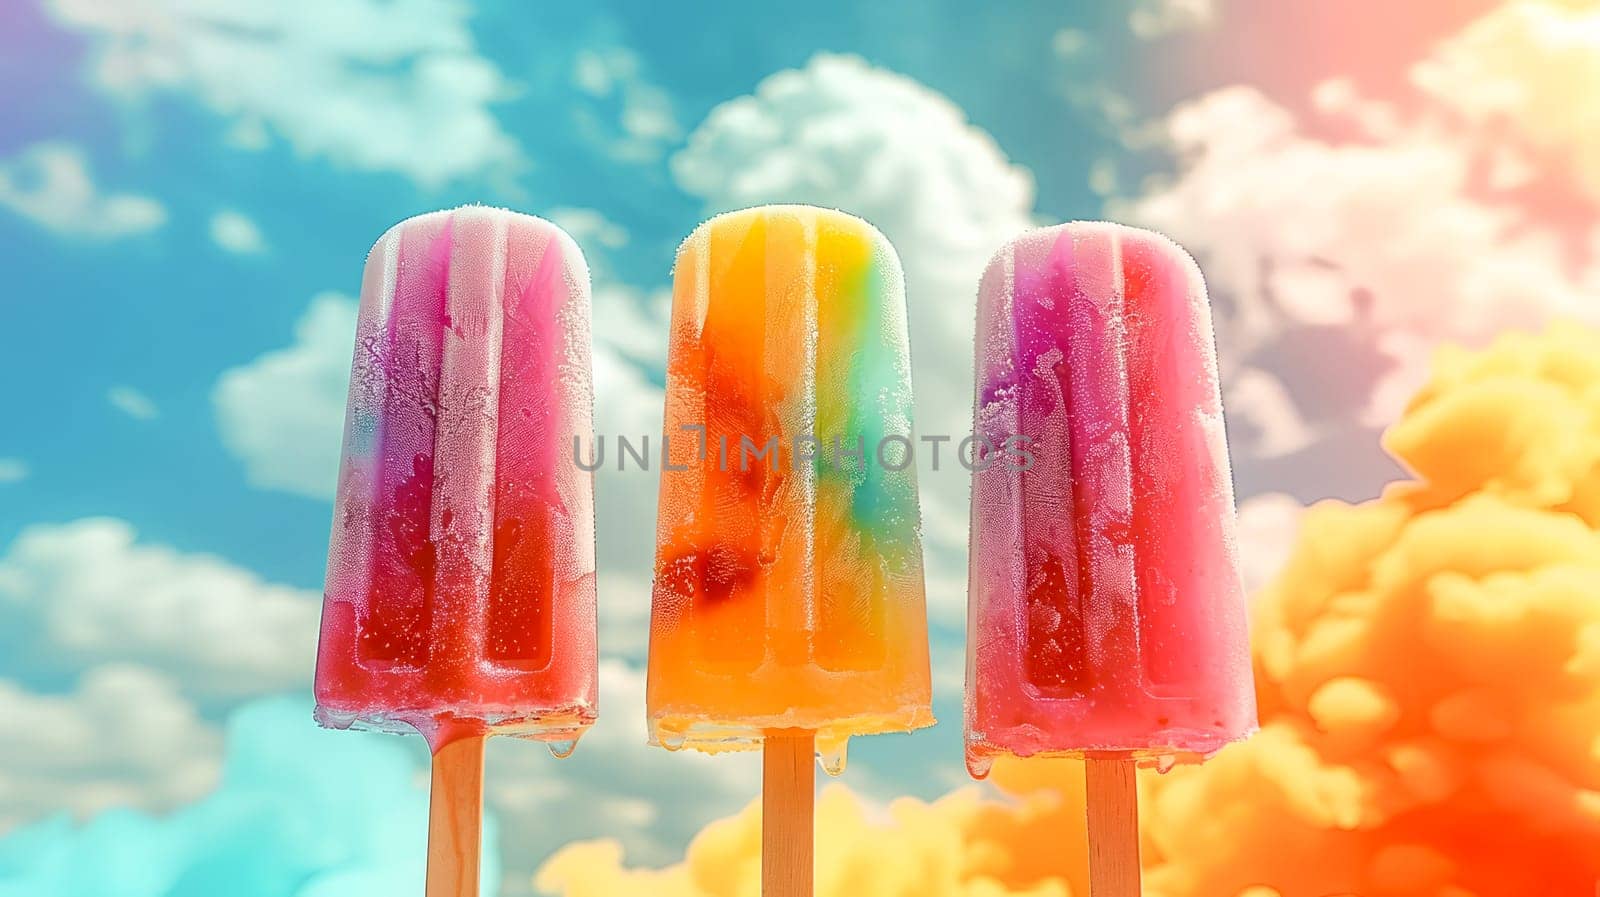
[1085,756,1141,897]
[427,733,487,897]
[762,730,816,897]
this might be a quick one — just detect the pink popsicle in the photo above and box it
[313,206,598,897]
[965,221,1255,776]
[315,206,598,750]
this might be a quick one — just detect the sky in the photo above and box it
[1,0,1597,894]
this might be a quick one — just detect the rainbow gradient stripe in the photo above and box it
[647,205,933,764]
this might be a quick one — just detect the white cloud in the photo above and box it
[44,0,520,186]
[1052,28,1092,60]
[1311,77,1404,142]
[1116,0,1600,452]
[548,206,630,250]
[1130,85,1591,341]
[1361,328,1437,428]
[592,281,670,369]
[0,518,319,696]
[1226,367,1318,459]
[209,209,268,254]
[0,665,222,830]
[0,459,26,485]
[1233,492,1305,595]
[672,53,1037,623]
[1129,0,1215,39]
[1120,84,1599,437]
[572,46,682,162]
[487,660,753,882]
[1413,0,1600,197]
[573,51,617,97]
[0,142,165,239]
[586,342,668,633]
[671,53,1034,386]
[213,292,356,500]
[106,385,159,420]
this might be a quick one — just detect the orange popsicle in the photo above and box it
[646,205,934,773]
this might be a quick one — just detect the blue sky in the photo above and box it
[0,0,1140,585]
[3,0,1596,894]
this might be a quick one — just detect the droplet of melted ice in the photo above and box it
[816,736,849,777]
[966,752,994,780]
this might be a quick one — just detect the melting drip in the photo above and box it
[965,751,994,780]
[816,736,850,777]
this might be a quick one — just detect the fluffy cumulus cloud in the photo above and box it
[536,322,1600,896]
[1413,0,1600,198]
[44,0,520,186]
[0,142,165,239]
[0,666,221,830]
[488,661,754,893]
[672,52,1038,623]
[210,209,269,254]
[0,695,494,896]
[213,293,357,500]
[1116,0,1600,481]
[571,46,682,162]
[591,281,670,371]
[536,787,1010,897]
[0,518,319,696]
[1128,85,1594,352]
[1232,492,1306,595]
[588,344,669,642]
[548,207,630,251]
[1129,0,1215,39]
[1117,49,1600,497]
[1225,366,1319,460]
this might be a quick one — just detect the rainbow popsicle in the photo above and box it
[965,222,1255,776]
[646,205,933,770]
[315,206,597,751]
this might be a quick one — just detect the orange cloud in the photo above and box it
[538,322,1600,896]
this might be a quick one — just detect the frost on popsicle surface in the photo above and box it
[646,206,934,760]
[314,207,598,748]
[965,222,1254,771]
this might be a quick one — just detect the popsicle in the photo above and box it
[314,206,597,897]
[964,222,1256,896]
[647,205,933,896]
